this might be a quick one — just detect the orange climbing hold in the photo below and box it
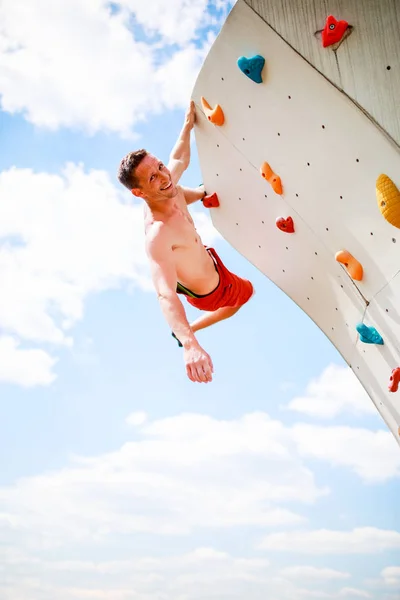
[389,368,400,393]
[260,162,283,195]
[335,250,363,281]
[201,97,225,126]
[376,174,400,229]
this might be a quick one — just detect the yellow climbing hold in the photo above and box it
[376,174,400,229]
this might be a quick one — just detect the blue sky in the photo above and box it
[0,1,399,599]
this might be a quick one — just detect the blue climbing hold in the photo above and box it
[356,323,384,345]
[237,55,265,83]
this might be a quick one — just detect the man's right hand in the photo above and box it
[184,343,214,383]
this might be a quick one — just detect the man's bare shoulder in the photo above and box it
[145,220,173,259]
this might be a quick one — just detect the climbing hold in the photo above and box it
[321,15,349,47]
[237,55,265,83]
[335,250,363,281]
[388,367,400,393]
[260,162,283,195]
[356,323,384,345]
[201,97,225,126]
[276,216,294,234]
[202,192,220,208]
[376,174,400,229]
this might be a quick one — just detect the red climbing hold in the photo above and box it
[276,216,294,233]
[203,192,220,208]
[322,15,349,48]
[389,367,400,393]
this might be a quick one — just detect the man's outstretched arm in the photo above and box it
[146,225,214,383]
[181,184,206,205]
[167,101,196,184]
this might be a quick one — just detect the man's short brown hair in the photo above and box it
[117,149,148,190]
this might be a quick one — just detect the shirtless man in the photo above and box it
[117,100,254,384]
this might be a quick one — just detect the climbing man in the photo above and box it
[117,100,254,384]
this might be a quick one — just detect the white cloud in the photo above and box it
[0,544,375,600]
[381,566,400,586]
[259,527,400,554]
[0,335,57,387]
[291,423,400,483]
[283,364,376,419]
[280,565,350,581]
[0,0,224,136]
[0,164,144,343]
[0,164,219,386]
[338,589,371,598]
[118,0,210,45]
[0,412,325,552]
[126,411,148,426]
[1,411,399,599]
[294,589,371,599]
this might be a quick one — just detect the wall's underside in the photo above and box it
[245,0,400,148]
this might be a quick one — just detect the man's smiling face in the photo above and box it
[132,154,177,202]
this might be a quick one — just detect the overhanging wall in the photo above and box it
[192,0,400,443]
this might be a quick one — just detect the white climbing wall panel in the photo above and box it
[192,0,400,443]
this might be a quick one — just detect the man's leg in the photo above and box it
[171,306,241,347]
[190,305,241,333]
[190,283,256,333]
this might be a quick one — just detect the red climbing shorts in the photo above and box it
[182,247,254,312]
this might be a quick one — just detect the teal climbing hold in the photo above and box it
[356,323,384,345]
[237,55,265,83]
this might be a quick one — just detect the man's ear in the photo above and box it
[131,187,143,198]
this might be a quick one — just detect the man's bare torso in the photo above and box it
[144,186,219,295]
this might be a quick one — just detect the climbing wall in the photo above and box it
[245,0,400,148]
[192,0,400,444]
